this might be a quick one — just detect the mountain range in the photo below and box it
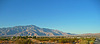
[0,25,99,36]
[0,25,74,36]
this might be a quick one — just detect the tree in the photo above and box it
[25,36,28,39]
[13,36,16,39]
[32,36,36,39]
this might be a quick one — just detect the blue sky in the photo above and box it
[0,0,100,34]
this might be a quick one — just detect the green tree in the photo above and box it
[25,36,28,39]
[13,36,16,39]
[32,36,36,39]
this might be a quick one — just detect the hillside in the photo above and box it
[0,25,71,36]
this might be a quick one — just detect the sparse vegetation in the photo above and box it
[0,36,96,44]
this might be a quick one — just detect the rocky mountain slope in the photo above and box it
[0,25,71,36]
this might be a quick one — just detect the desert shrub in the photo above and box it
[15,38,33,44]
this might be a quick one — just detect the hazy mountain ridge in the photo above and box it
[0,25,71,36]
[80,33,100,36]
